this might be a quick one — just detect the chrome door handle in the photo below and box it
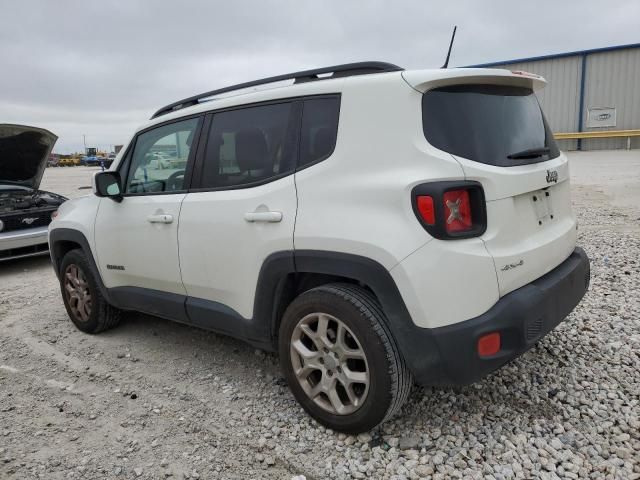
[147,213,173,224]
[244,211,282,223]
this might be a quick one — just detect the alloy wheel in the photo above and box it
[63,264,92,322]
[290,312,370,415]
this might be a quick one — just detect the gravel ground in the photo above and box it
[1,153,639,480]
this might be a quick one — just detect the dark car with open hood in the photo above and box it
[0,124,67,261]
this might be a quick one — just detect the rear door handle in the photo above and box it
[244,211,282,223]
[147,213,174,224]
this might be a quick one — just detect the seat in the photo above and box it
[235,127,270,180]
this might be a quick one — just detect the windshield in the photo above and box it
[422,84,560,167]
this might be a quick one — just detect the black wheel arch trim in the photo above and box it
[48,232,446,381]
[48,232,590,387]
[48,235,424,372]
[48,229,294,351]
[248,248,590,386]
[49,228,113,304]
[288,250,440,381]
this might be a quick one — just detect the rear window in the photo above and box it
[422,85,559,167]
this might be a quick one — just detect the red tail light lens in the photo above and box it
[443,189,472,233]
[416,195,435,225]
[411,181,486,240]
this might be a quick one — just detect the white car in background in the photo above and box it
[48,62,590,432]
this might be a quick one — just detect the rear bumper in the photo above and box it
[409,247,590,386]
[0,226,50,261]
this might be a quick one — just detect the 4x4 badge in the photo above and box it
[546,170,558,184]
[501,259,524,271]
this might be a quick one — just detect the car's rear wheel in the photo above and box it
[59,249,120,333]
[279,283,412,433]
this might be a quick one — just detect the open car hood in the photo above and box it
[0,124,58,190]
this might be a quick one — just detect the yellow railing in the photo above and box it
[554,129,640,149]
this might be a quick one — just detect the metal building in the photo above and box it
[468,43,640,151]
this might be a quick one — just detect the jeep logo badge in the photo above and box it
[546,170,558,184]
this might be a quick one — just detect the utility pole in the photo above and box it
[83,134,87,155]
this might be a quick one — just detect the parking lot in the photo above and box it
[1,152,639,479]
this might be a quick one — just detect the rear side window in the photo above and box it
[200,102,295,189]
[298,97,340,168]
[422,85,559,167]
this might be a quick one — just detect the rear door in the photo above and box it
[420,81,577,296]
[178,101,299,321]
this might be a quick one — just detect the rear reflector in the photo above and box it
[416,195,435,225]
[478,332,501,357]
[443,189,472,233]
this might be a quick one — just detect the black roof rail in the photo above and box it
[150,61,403,119]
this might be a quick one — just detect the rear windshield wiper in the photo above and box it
[507,146,550,159]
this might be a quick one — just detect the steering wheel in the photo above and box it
[166,170,185,191]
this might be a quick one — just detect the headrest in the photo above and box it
[236,127,269,172]
[312,127,334,160]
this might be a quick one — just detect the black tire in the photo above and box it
[279,283,412,433]
[59,249,121,334]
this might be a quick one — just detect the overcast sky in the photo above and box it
[2,0,638,154]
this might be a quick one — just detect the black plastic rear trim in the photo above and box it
[413,247,590,385]
[48,233,590,387]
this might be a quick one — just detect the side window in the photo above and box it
[125,118,199,194]
[299,97,340,168]
[201,103,295,189]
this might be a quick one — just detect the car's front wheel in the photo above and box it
[59,249,121,334]
[279,284,412,433]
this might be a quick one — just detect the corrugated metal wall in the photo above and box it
[582,48,640,150]
[503,57,582,150]
[489,46,640,151]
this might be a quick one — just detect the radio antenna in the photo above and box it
[441,26,457,68]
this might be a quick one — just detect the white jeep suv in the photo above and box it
[49,62,590,433]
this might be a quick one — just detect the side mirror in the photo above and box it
[93,171,123,202]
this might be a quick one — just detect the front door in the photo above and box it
[94,116,202,296]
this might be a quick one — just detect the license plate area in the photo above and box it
[532,188,554,225]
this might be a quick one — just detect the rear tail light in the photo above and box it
[411,181,486,240]
[416,195,435,225]
[443,189,472,233]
